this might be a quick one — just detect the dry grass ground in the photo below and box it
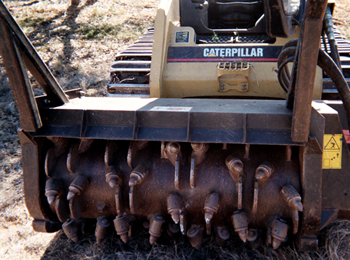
[0,0,350,259]
[332,0,350,39]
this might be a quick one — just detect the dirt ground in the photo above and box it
[1,0,350,259]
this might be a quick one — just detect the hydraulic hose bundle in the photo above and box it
[277,39,350,130]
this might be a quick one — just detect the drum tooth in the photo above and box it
[252,162,274,216]
[62,218,81,242]
[104,141,123,188]
[55,195,70,223]
[114,214,130,243]
[67,175,89,201]
[216,227,230,246]
[268,217,289,250]
[167,223,180,237]
[167,193,184,224]
[95,217,110,244]
[225,156,244,210]
[105,166,121,188]
[187,225,204,249]
[129,165,149,214]
[129,165,149,187]
[162,142,182,190]
[45,178,62,206]
[149,214,164,245]
[280,185,303,234]
[204,193,219,235]
[190,143,209,188]
[232,210,249,243]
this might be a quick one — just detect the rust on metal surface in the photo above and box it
[167,193,184,224]
[163,142,182,189]
[252,162,274,215]
[15,99,350,251]
[187,225,204,249]
[69,196,83,220]
[291,0,328,142]
[45,178,62,207]
[247,229,258,242]
[6,0,350,252]
[0,16,41,131]
[127,141,148,169]
[232,210,249,243]
[167,223,179,236]
[280,185,303,234]
[55,195,70,223]
[67,175,89,201]
[149,214,165,245]
[114,214,130,243]
[216,227,230,246]
[95,217,110,244]
[204,192,220,235]
[268,217,289,250]
[32,219,61,233]
[39,139,303,247]
[129,165,149,214]
[0,1,68,106]
[62,218,81,242]
[190,143,209,188]
[226,156,244,209]
[297,138,323,251]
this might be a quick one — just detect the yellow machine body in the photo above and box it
[150,0,323,99]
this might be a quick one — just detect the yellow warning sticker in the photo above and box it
[322,134,342,169]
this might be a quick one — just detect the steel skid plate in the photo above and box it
[34,98,302,146]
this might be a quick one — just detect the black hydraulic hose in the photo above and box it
[277,39,301,94]
[318,49,350,129]
[322,31,328,53]
[328,39,342,68]
[278,56,295,93]
[277,39,350,129]
[278,39,300,90]
[277,46,298,92]
[324,6,342,69]
[280,38,299,51]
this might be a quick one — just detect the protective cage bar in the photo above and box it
[0,1,68,131]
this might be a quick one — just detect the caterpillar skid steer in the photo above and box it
[2,0,350,251]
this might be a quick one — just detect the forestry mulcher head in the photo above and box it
[2,0,350,251]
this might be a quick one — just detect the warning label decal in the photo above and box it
[322,134,342,169]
